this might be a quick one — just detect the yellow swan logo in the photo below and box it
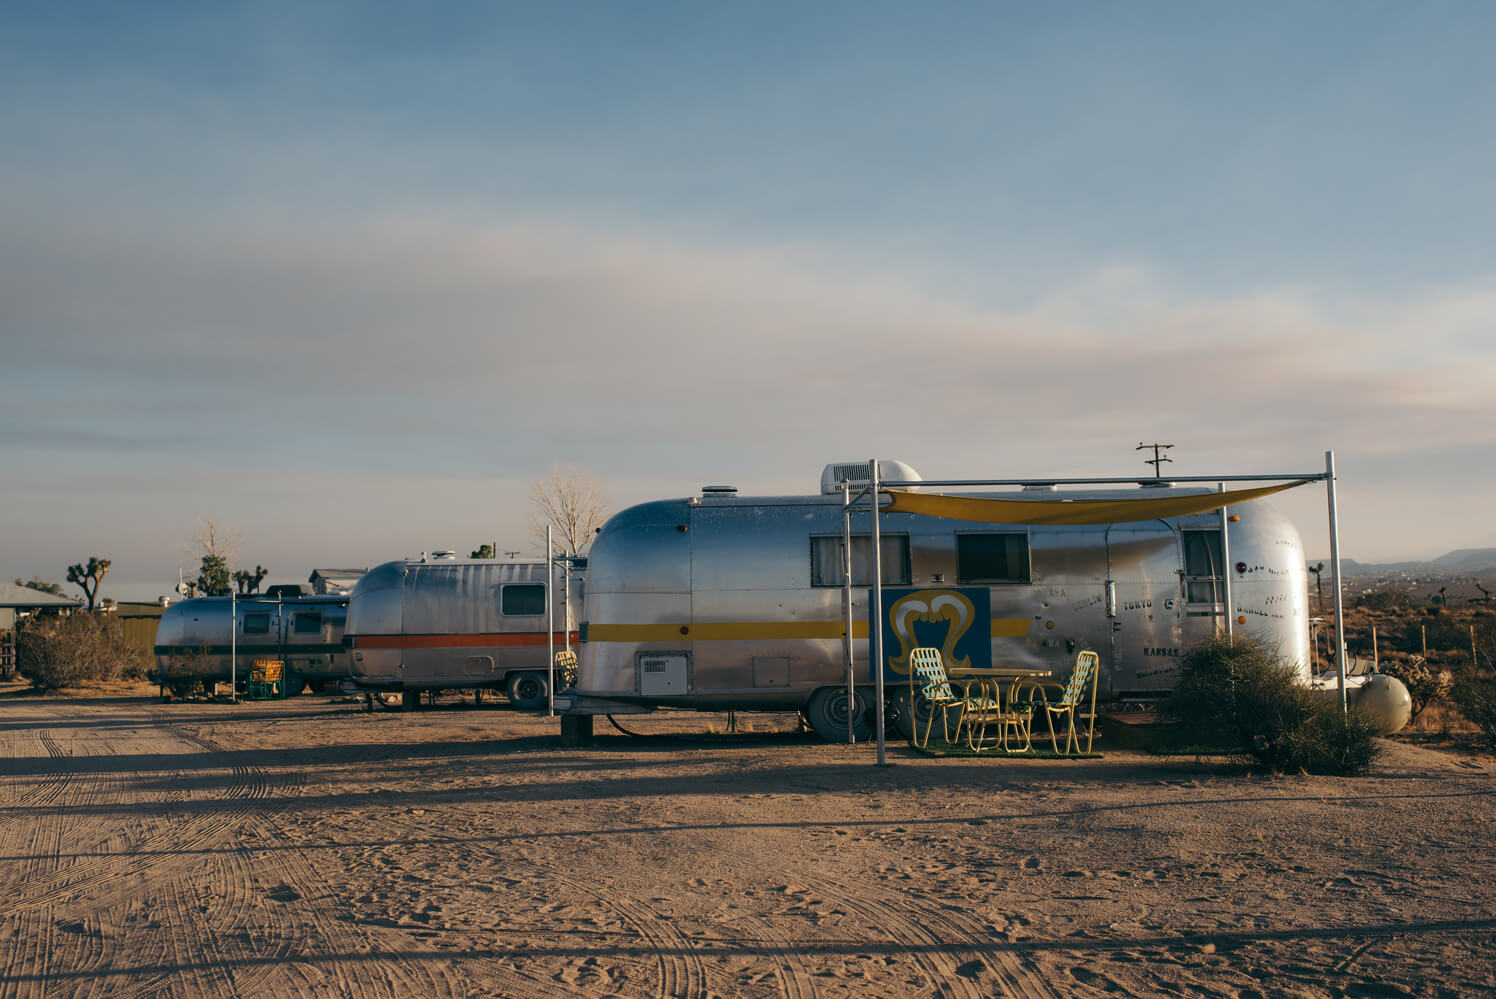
[887,589,977,674]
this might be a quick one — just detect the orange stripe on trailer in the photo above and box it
[351,632,579,650]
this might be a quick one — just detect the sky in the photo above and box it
[4,2,1496,602]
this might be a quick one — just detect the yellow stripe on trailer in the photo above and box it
[585,617,1032,642]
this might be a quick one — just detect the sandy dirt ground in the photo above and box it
[1,685,1494,998]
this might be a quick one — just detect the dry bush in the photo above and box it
[16,614,153,691]
[1378,655,1453,721]
[1451,667,1496,749]
[1162,635,1382,776]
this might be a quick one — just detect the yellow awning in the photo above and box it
[883,480,1308,526]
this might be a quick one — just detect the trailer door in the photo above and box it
[1103,522,1185,698]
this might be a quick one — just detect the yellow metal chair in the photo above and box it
[965,676,1035,754]
[554,649,579,689]
[909,648,1020,752]
[1020,651,1100,755]
[908,648,969,749]
[245,659,284,700]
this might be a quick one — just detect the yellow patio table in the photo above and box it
[946,667,1051,752]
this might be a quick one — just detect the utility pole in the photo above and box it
[1137,442,1174,478]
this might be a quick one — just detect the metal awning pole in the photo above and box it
[1219,482,1233,642]
[564,559,572,655]
[869,458,887,766]
[230,589,237,702]
[1325,451,1348,713]
[842,480,855,743]
[546,526,555,717]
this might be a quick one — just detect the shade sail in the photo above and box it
[883,480,1308,526]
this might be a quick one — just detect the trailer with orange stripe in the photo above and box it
[342,555,582,710]
[561,461,1314,742]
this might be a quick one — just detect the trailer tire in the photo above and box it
[281,670,305,698]
[806,687,875,743]
[400,689,419,711]
[506,671,549,711]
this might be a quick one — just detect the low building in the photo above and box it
[0,584,81,632]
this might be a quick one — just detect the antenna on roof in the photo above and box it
[1137,442,1174,478]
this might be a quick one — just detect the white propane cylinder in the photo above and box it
[1354,674,1413,735]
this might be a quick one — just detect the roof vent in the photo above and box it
[820,459,922,495]
[701,485,738,495]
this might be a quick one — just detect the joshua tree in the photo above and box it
[233,565,269,595]
[470,544,496,559]
[66,557,111,611]
[1308,562,1325,616]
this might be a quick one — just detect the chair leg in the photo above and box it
[915,707,935,749]
[1044,708,1061,754]
[1008,713,1032,754]
[964,714,988,752]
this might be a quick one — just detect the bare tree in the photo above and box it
[529,464,610,556]
[189,517,243,566]
[182,517,245,597]
[66,557,112,611]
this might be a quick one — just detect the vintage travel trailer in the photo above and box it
[563,460,1334,741]
[153,594,349,698]
[341,555,583,710]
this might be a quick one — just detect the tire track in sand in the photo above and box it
[545,871,709,999]
[799,872,1050,999]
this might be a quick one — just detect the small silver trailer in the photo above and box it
[153,594,349,698]
[562,459,1354,742]
[342,556,582,710]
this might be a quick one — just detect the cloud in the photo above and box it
[3,208,1493,586]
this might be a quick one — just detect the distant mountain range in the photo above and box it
[1312,549,1496,576]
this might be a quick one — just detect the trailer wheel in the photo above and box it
[889,689,957,743]
[281,670,306,698]
[805,687,875,743]
[400,689,419,711]
[506,671,549,711]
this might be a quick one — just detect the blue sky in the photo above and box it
[3,2,1495,600]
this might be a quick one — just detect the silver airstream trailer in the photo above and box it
[564,461,1316,741]
[342,556,583,710]
[153,594,349,698]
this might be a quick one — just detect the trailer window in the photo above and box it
[501,584,547,616]
[293,612,322,635]
[1183,529,1224,603]
[242,613,271,635]
[810,535,911,587]
[956,533,1031,584]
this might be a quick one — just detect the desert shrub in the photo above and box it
[1450,668,1496,749]
[15,613,153,691]
[1378,655,1453,720]
[1161,635,1382,775]
[1356,590,1409,612]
